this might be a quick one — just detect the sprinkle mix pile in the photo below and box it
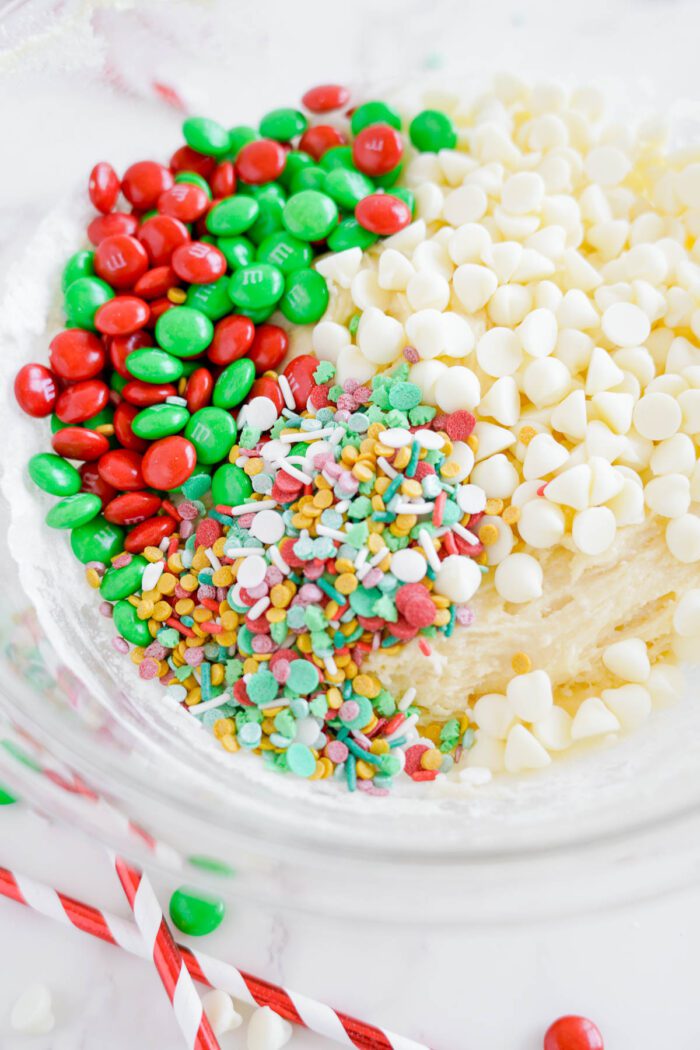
[14,84,487,791]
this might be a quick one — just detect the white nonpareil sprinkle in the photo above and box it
[245,396,279,432]
[189,693,233,715]
[269,545,290,575]
[236,554,267,589]
[277,373,295,410]
[205,548,222,571]
[225,546,265,558]
[141,560,164,591]
[229,500,278,516]
[418,527,441,572]
[250,509,285,545]
[248,596,270,620]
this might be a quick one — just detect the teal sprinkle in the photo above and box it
[408,404,436,425]
[290,698,309,718]
[405,441,420,477]
[252,473,273,494]
[373,594,397,622]
[247,668,279,704]
[462,727,476,750]
[344,521,368,549]
[157,628,179,648]
[348,412,369,432]
[442,500,461,525]
[391,362,410,382]
[345,753,357,791]
[347,496,371,520]
[328,384,343,402]
[382,635,400,648]
[445,604,456,638]
[383,474,404,501]
[269,733,292,749]
[180,615,195,627]
[209,510,234,525]
[375,690,396,717]
[344,737,383,766]
[271,620,288,644]
[317,577,344,603]
[304,606,326,632]
[174,665,191,682]
[320,509,343,528]
[372,511,395,523]
[344,625,364,645]
[286,605,307,629]
[388,735,407,748]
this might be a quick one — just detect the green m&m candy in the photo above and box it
[28,453,81,496]
[186,277,232,321]
[259,107,307,142]
[182,116,230,157]
[216,235,255,270]
[169,886,225,936]
[185,407,237,464]
[0,786,16,805]
[126,348,184,383]
[113,599,152,646]
[211,463,252,506]
[132,403,190,440]
[174,171,212,197]
[213,358,256,409]
[256,231,313,275]
[100,555,148,601]
[319,145,355,172]
[409,108,457,152]
[228,263,284,311]
[289,166,327,195]
[70,517,125,564]
[280,150,315,187]
[327,218,378,252]
[323,167,374,209]
[350,100,402,134]
[227,124,258,158]
[156,307,213,358]
[279,269,329,324]
[45,493,101,530]
[64,277,114,330]
[283,190,338,241]
[61,249,95,292]
[206,196,259,236]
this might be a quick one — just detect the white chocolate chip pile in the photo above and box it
[298,76,700,778]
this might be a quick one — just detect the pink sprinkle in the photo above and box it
[357,781,389,796]
[238,513,255,528]
[99,602,113,618]
[354,385,372,402]
[139,658,160,680]
[197,585,216,600]
[272,658,290,683]
[177,501,199,520]
[251,634,274,653]
[174,584,191,599]
[312,451,334,471]
[112,553,132,569]
[418,638,432,657]
[343,378,359,393]
[325,740,349,763]
[216,586,228,602]
[361,568,382,588]
[180,520,194,539]
[303,561,325,580]
[184,648,204,666]
[456,606,475,626]
[324,461,342,479]
[298,583,323,603]
[161,671,176,685]
[403,345,420,363]
[339,700,360,723]
[247,582,269,599]
[265,566,284,586]
[85,560,105,573]
[334,409,351,423]
[336,394,356,412]
[112,637,129,653]
[144,642,168,659]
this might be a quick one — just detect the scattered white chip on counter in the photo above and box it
[10,984,54,1036]
[203,990,243,1037]
[247,1006,292,1050]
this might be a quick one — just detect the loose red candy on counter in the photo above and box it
[208,314,255,366]
[87,212,138,245]
[121,380,177,407]
[209,161,236,198]
[158,182,209,223]
[185,368,214,413]
[235,139,286,184]
[352,123,403,176]
[302,84,350,113]
[544,1016,604,1050]
[113,401,149,453]
[104,491,163,525]
[89,162,120,214]
[110,331,153,378]
[248,375,284,413]
[133,266,177,300]
[298,124,345,160]
[49,329,105,381]
[52,427,110,461]
[98,449,145,491]
[169,145,216,178]
[14,363,57,417]
[55,379,109,424]
[171,241,226,284]
[142,436,197,490]
[121,161,174,210]
[79,462,117,505]
[283,354,318,409]
[95,296,150,336]
[248,323,288,373]
[95,234,149,289]
[356,193,411,235]
[124,514,177,552]
[138,215,190,267]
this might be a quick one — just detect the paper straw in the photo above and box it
[0,865,431,1050]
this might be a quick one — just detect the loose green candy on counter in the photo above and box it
[61,249,95,292]
[289,166,327,195]
[216,235,256,270]
[45,492,102,530]
[169,886,225,936]
[327,218,379,252]
[70,517,125,564]
[323,167,374,210]
[280,268,329,325]
[319,145,355,172]
[409,108,457,152]
[227,124,258,158]
[113,599,153,646]
[259,107,308,142]
[182,116,230,157]
[228,263,284,312]
[100,555,148,601]
[256,231,313,275]
[28,453,82,496]
[283,190,338,241]
[64,277,114,330]
[155,307,213,358]
[185,407,237,464]
[206,196,259,236]
[211,463,253,507]
[212,358,256,409]
[350,100,402,134]
[185,277,232,320]
[132,403,191,440]
[126,348,184,383]
[174,171,212,197]
[0,785,16,806]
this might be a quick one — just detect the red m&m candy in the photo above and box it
[89,162,120,214]
[55,379,110,424]
[169,145,216,179]
[352,123,403,176]
[88,212,138,245]
[133,266,177,300]
[104,491,163,525]
[113,401,149,453]
[124,514,177,552]
[301,84,350,113]
[95,234,149,289]
[158,182,209,223]
[98,449,145,491]
[95,296,150,336]
[282,354,317,410]
[79,462,117,505]
[248,324,288,373]
[236,139,286,184]
[248,375,284,413]
[210,161,236,198]
[121,161,173,210]
[171,241,226,284]
[356,193,411,235]
[185,368,214,413]
[52,427,110,461]
[121,381,177,408]
[109,331,153,378]
[14,363,57,417]
[544,1016,604,1050]
[298,124,345,161]
[138,215,190,267]
[208,314,255,366]
[49,329,105,381]
[142,436,197,490]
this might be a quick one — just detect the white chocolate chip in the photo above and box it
[602,638,650,683]
[10,985,54,1036]
[644,474,691,518]
[666,514,700,562]
[476,327,523,378]
[506,669,553,721]
[571,697,620,739]
[434,366,481,412]
[601,301,651,347]
[494,552,544,603]
[203,990,243,1037]
[473,693,515,739]
[571,506,617,555]
[600,685,652,730]
[518,498,566,548]
[532,706,573,751]
[433,554,482,602]
[633,392,682,440]
[504,723,552,772]
[247,1006,293,1050]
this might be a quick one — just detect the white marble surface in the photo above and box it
[4,1,700,1047]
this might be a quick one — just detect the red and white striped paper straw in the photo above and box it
[0,865,431,1050]
[111,854,221,1050]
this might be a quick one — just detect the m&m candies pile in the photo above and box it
[13,85,484,791]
